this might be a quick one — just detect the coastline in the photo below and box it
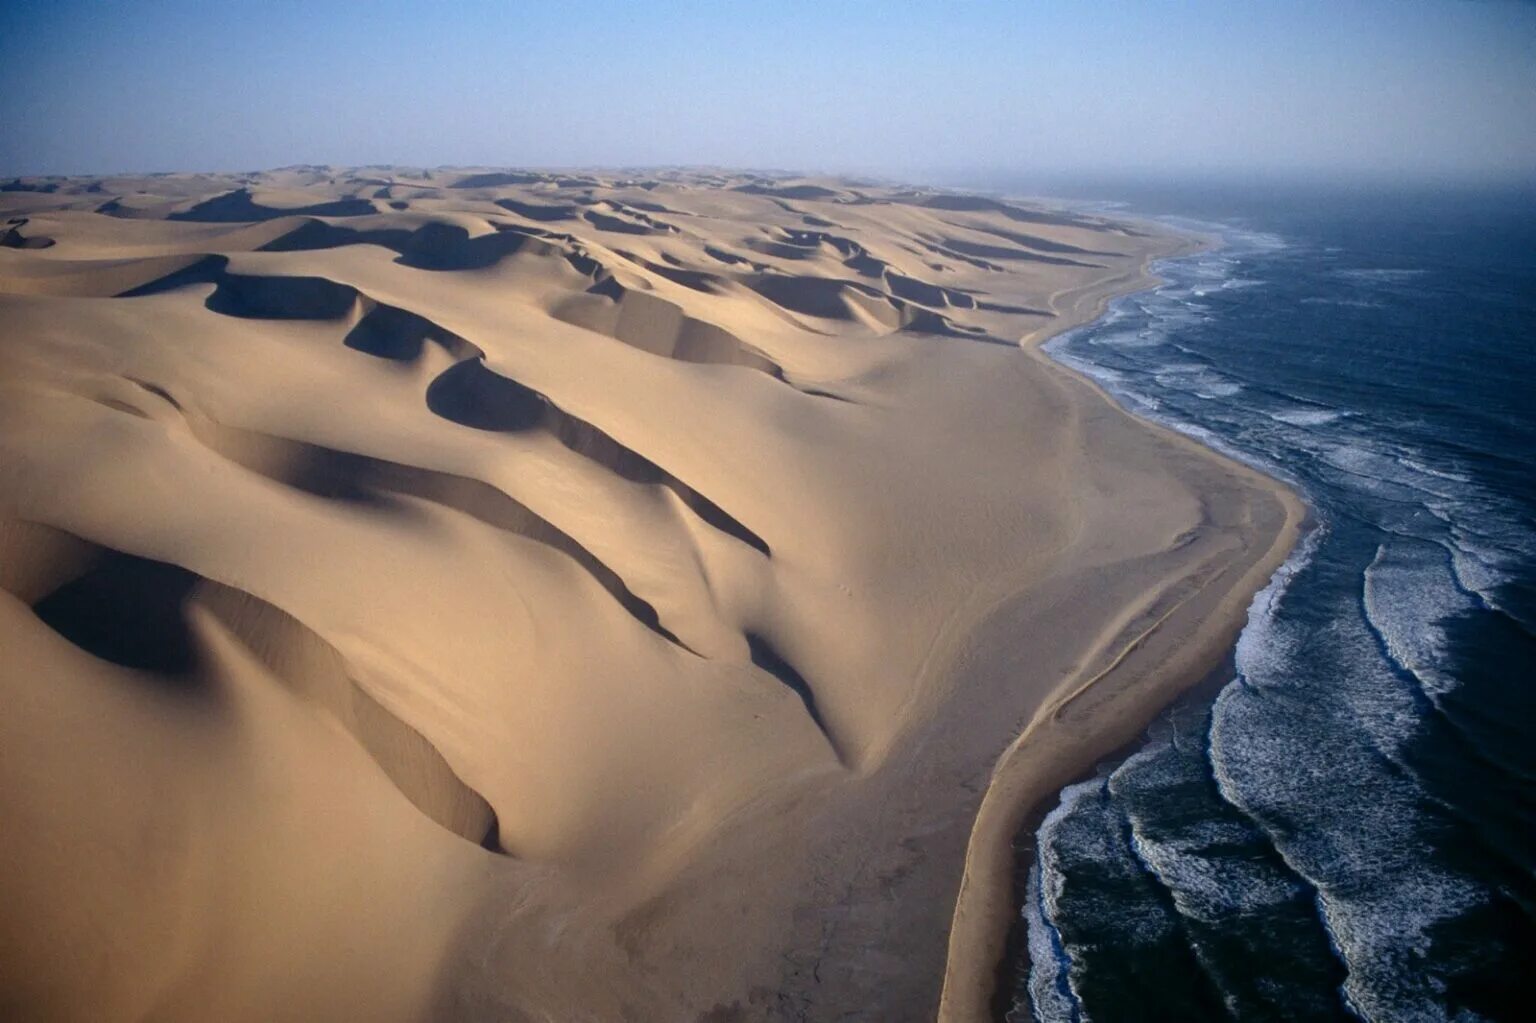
[935,217,1306,1023]
[0,170,1305,1021]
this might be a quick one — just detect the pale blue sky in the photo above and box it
[2,0,1533,184]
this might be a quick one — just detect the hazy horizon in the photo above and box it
[3,0,1534,187]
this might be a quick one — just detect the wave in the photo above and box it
[1269,407,1346,426]
[1362,539,1478,698]
[1335,267,1430,284]
[1020,201,1536,1023]
[1299,296,1384,308]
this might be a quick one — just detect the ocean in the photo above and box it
[991,183,1536,1022]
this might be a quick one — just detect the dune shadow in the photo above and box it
[935,236,1104,268]
[115,254,230,297]
[258,219,417,254]
[424,357,772,557]
[344,302,464,361]
[206,271,358,320]
[746,632,841,761]
[912,193,1128,232]
[582,210,660,235]
[732,182,846,201]
[495,198,579,222]
[747,274,886,320]
[31,550,200,680]
[1,220,55,249]
[448,172,548,189]
[425,358,546,432]
[169,188,376,223]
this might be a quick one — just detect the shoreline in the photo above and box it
[936,215,1307,1022]
[0,170,1306,1021]
[988,644,1247,1019]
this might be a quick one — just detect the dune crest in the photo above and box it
[0,167,1298,1021]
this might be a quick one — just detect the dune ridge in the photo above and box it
[0,167,1298,1021]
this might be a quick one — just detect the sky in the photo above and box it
[2,0,1533,186]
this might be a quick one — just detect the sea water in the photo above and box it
[996,183,1536,1022]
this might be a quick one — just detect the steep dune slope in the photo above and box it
[0,168,1297,1021]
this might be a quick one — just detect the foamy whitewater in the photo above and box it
[999,185,1536,1022]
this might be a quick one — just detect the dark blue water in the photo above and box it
[1000,185,1536,1023]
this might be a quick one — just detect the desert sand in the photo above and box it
[0,167,1300,1021]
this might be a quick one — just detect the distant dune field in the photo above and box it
[0,168,1299,1021]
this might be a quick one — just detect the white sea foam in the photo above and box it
[1206,460,1509,1017]
[1050,351,1125,386]
[1318,441,1437,501]
[1112,746,1303,922]
[1023,862,1077,1023]
[1152,361,1209,375]
[1085,329,1156,349]
[1035,202,1530,1023]
[1388,450,1530,616]
[1193,276,1265,297]
[1040,775,1190,960]
[1442,515,1532,618]
[1035,779,1104,908]
[1211,655,1490,1023]
[1337,267,1430,284]
[1362,540,1477,697]
[1191,378,1243,398]
[1269,407,1344,426]
[1232,518,1326,685]
[1397,456,1471,485]
[1299,296,1383,309]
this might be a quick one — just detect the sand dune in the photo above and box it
[0,167,1299,1021]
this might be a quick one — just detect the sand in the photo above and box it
[0,167,1300,1021]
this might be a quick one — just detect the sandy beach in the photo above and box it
[0,167,1300,1021]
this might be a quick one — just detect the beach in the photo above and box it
[0,168,1300,1021]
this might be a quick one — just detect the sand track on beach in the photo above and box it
[0,167,1297,1021]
